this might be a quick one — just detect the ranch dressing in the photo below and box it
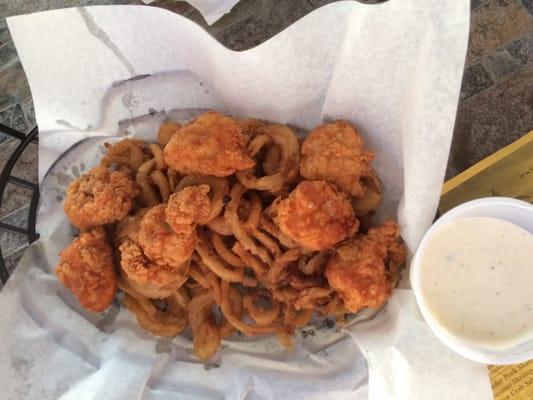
[419,217,533,351]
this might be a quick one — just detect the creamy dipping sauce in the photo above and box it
[419,217,533,351]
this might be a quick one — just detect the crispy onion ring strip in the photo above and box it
[231,242,268,281]
[263,145,281,175]
[225,183,272,264]
[177,175,229,221]
[248,134,272,156]
[252,229,281,256]
[243,292,281,326]
[188,291,214,330]
[136,159,158,206]
[207,216,233,236]
[188,291,221,360]
[123,294,187,337]
[149,143,166,170]
[294,287,332,310]
[212,233,246,268]
[220,281,282,335]
[238,118,265,140]
[194,321,220,361]
[242,192,262,231]
[195,238,244,283]
[283,306,313,332]
[150,170,170,202]
[102,139,147,170]
[267,248,300,285]
[259,217,299,249]
[189,261,210,289]
[298,252,329,275]
[167,169,178,192]
[236,125,299,192]
[352,173,382,216]
[137,159,156,181]
[220,286,243,338]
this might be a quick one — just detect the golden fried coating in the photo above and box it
[116,207,191,296]
[324,221,406,313]
[56,227,117,312]
[272,181,358,251]
[118,239,185,288]
[139,205,197,269]
[166,185,211,235]
[64,166,137,229]
[163,111,254,177]
[300,121,377,198]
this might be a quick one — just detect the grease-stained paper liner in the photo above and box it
[1,2,493,399]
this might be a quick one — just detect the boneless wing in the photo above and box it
[300,121,378,198]
[272,180,358,251]
[163,111,254,177]
[138,204,197,270]
[115,207,192,298]
[64,166,137,228]
[56,227,117,312]
[166,185,211,235]
[325,221,406,313]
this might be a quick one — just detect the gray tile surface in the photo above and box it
[506,32,533,64]
[0,41,17,68]
[0,140,38,183]
[0,103,30,141]
[460,63,494,100]
[482,49,522,81]
[0,206,29,258]
[448,66,533,178]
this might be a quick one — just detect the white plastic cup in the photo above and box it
[411,197,533,365]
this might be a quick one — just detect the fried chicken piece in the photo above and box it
[272,180,358,251]
[300,121,378,198]
[116,206,193,298]
[138,204,197,269]
[324,221,407,313]
[166,185,211,235]
[56,227,117,312]
[163,111,254,177]
[64,166,137,229]
[118,239,186,288]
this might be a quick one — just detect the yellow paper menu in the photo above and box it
[439,130,533,400]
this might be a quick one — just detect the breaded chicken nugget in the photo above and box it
[325,221,406,313]
[64,166,137,229]
[272,180,358,251]
[163,111,254,177]
[56,227,117,312]
[300,121,377,198]
[166,185,211,235]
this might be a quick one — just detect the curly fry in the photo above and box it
[150,170,170,202]
[212,233,246,268]
[149,143,166,170]
[195,237,244,283]
[225,183,272,265]
[220,280,282,335]
[243,291,281,326]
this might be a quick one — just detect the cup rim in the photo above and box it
[410,197,533,365]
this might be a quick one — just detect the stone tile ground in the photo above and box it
[0,0,532,276]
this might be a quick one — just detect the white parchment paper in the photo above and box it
[2,2,494,399]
